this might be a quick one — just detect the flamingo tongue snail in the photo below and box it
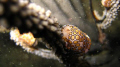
[61,25,91,55]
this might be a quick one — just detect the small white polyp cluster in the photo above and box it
[19,0,29,7]
[10,29,20,45]
[10,29,59,60]
[27,3,51,18]
[98,0,120,29]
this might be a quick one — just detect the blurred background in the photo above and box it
[0,0,120,67]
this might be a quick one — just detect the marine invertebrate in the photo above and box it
[10,28,59,59]
[96,0,119,29]
[0,0,120,67]
[90,0,120,29]
[101,0,112,7]
[61,25,91,55]
[10,28,37,52]
[95,0,120,29]
[0,0,63,60]
[0,0,91,66]
[2,0,120,67]
[90,0,120,43]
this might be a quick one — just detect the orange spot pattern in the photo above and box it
[62,25,91,54]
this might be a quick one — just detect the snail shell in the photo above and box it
[101,0,111,7]
[61,25,91,54]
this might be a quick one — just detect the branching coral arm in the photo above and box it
[0,0,91,67]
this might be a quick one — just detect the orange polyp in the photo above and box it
[61,25,91,54]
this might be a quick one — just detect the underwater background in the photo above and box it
[0,0,120,67]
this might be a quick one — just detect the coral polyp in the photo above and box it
[61,25,91,54]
